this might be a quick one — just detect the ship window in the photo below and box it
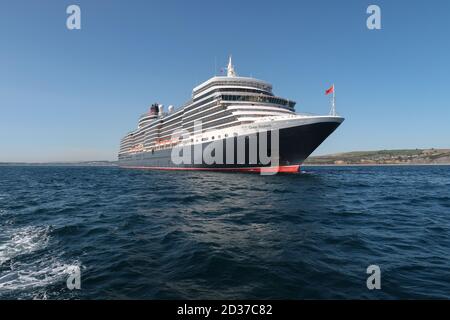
[220,94,294,109]
[212,136,215,140]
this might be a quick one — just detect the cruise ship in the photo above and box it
[118,57,344,173]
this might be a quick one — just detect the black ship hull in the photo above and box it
[118,121,341,173]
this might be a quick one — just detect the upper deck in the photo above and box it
[193,76,273,98]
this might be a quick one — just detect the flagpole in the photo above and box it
[331,84,336,116]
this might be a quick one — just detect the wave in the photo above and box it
[0,226,50,265]
[0,257,80,292]
[0,225,81,295]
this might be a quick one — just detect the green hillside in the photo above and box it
[305,149,450,165]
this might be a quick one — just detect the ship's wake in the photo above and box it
[0,225,80,298]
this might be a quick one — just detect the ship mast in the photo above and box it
[227,55,237,77]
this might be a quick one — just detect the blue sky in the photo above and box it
[1,0,449,162]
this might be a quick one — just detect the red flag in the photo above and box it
[325,85,334,95]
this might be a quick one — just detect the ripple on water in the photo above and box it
[0,225,80,297]
[0,166,450,299]
[0,226,50,265]
[0,256,79,293]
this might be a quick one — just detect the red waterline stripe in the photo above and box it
[120,165,300,174]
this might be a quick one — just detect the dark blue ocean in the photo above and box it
[0,166,449,299]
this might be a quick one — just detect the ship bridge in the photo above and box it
[192,57,274,100]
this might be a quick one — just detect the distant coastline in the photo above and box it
[1,149,450,167]
[0,161,117,167]
[304,148,450,166]
[303,163,450,167]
